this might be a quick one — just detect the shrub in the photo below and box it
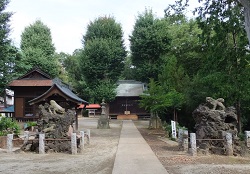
[0,117,20,136]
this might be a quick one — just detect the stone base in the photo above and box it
[97,115,110,129]
[117,115,138,120]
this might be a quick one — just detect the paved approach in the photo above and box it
[112,120,169,174]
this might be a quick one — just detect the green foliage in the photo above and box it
[0,116,20,136]
[129,9,171,82]
[78,16,126,103]
[18,20,59,77]
[26,121,37,127]
[0,0,19,94]
[83,16,124,44]
[139,78,185,119]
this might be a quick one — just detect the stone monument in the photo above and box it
[97,99,110,129]
[192,97,240,155]
[21,100,78,153]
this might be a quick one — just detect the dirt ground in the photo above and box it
[0,118,122,174]
[1,118,250,174]
[134,120,250,174]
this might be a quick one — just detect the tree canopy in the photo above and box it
[78,16,127,103]
[0,0,19,94]
[18,20,59,77]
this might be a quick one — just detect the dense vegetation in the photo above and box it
[1,0,249,132]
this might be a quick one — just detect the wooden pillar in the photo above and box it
[75,107,78,131]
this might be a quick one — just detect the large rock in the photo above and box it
[192,98,239,155]
[21,101,78,153]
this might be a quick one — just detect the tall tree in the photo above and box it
[79,16,126,103]
[0,0,19,94]
[129,9,171,83]
[194,0,250,132]
[18,20,58,77]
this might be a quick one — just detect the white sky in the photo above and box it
[6,0,197,54]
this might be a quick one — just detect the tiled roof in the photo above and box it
[29,79,88,105]
[116,80,146,97]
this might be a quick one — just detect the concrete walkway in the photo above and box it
[112,120,169,174]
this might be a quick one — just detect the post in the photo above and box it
[245,131,250,147]
[80,131,85,153]
[75,108,78,131]
[183,130,189,152]
[39,134,45,154]
[86,129,90,144]
[178,129,184,150]
[190,133,197,156]
[7,134,13,153]
[71,133,77,155]
[24,131,29,144]
[225,132,233,156]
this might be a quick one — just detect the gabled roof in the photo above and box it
[8,67,53,87]
[29,78,88,105]
[116,80,146,97]
[18,67,51,80]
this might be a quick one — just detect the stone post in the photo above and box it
[7,134,13,153]
[190,133,197,156]
[80,131,85,153]
[183,130,189,152]
[71,133,77,155]
[178,129,184,150]
[39,134,45,154]
[86,129,90,144]
[24,131,29,144]
[245,131,250,147]
[225,132,233,156]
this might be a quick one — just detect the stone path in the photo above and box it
[112,120,169,174]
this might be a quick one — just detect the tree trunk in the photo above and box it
[236,100,242,133]
[239,0,250,44]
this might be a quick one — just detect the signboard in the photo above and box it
[171,120,177,139]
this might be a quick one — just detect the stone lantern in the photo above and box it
[97,99,110,129]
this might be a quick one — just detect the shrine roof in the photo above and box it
[116,80,147,97]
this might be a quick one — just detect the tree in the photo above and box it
[194,0,250,132]
[238,0,250,44]
[79,16,126,103]
[0,0,19,94]
[129,9,171,83]
[18,20,59,77]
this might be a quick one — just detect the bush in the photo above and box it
[27,121,37,127]
[0,116,20,136]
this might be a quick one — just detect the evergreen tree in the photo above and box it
[0,0,19,94]
[79,16,126,103]
[129,9,171,83]
[18,20,58,77]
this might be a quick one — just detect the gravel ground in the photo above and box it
[1,119,250,174]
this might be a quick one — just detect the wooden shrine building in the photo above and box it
[109,80,150,119]
[8,68,88,128]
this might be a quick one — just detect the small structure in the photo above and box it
[8,68,88,129]
[109,80,149,119]
[78,103,101,117]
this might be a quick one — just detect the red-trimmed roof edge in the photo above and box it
[78,104,101,109]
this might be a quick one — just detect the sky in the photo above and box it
[6,0,196,54]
